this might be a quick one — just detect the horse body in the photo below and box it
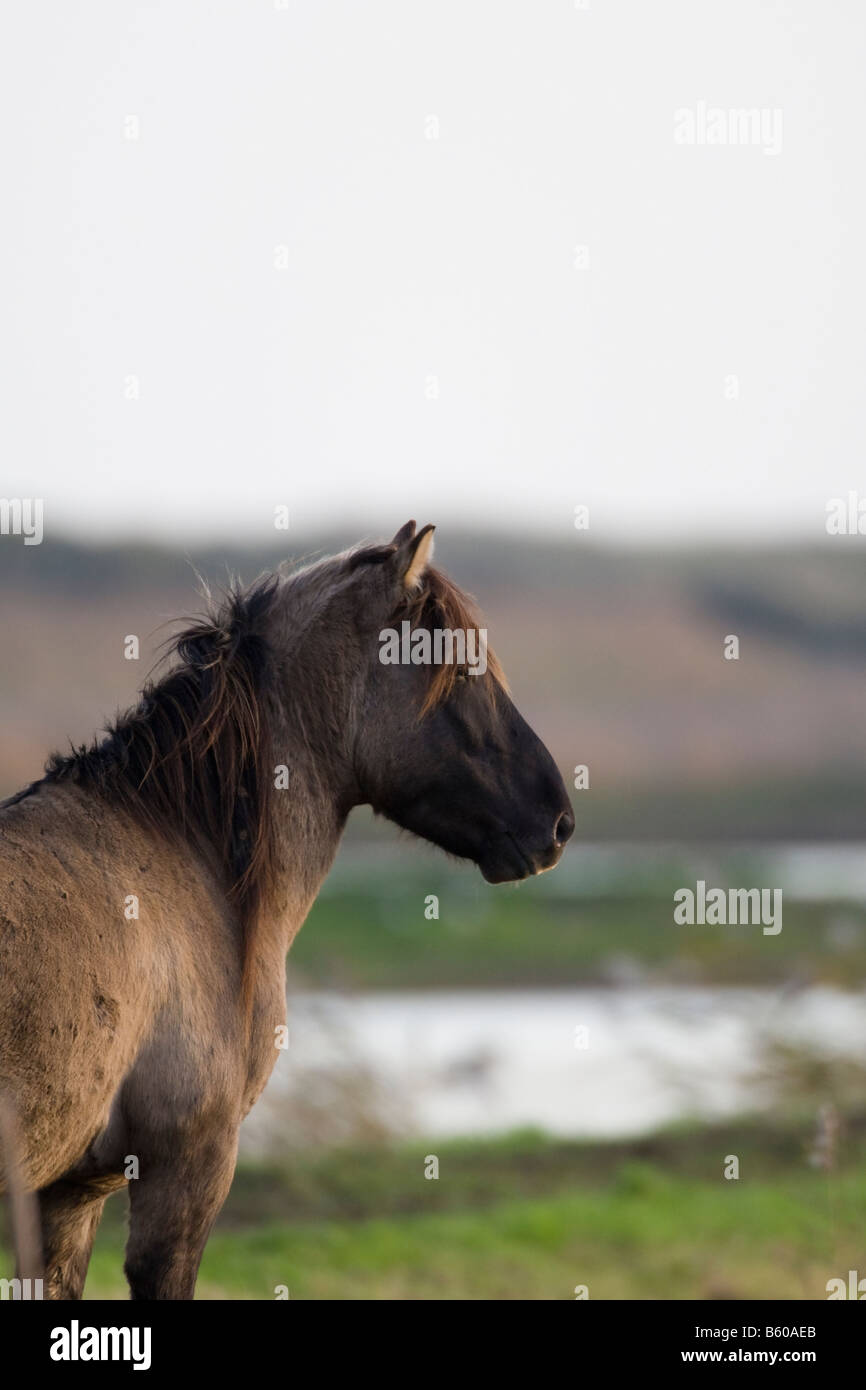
[0,522,573,1297]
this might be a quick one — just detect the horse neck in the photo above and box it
[261,704,352,956]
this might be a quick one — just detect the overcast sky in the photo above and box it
[1,1,863,546]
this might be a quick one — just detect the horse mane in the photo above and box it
[43,576,282,1000]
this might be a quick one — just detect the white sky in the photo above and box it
[1,0,864,546]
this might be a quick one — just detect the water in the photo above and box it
[240,984,866,1153]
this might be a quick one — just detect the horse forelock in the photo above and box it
[309,544,507,715]
[400,569,506,715]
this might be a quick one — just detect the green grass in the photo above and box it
[288,865,866,989]
[5,1124,863,1300]
[78,1169,865,1301]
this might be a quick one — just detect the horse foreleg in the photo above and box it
[124,1138,238,1300]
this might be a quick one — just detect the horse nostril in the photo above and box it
[554,808,575,848]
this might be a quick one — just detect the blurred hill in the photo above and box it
[1,531,864,840]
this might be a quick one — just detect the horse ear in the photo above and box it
[389,520,417,547]
[396,523,435,592]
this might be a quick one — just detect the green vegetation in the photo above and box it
[83,1179,861,1299]
[287,857,866,989]
[4,1122,862,1300]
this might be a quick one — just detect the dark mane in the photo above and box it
[44,576,281,972]
[403,567,507,715]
